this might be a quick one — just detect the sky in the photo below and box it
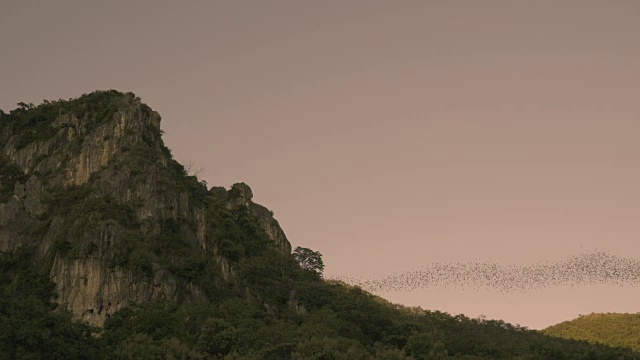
[2,0,640,329]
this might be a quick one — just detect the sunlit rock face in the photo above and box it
[0,91,291,326]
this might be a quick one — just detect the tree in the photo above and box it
[183,159,205,177]
[293,246,325,276]
[197,319,238,357]
[405,331,448,360]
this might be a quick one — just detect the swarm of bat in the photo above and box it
[330,251,640,293]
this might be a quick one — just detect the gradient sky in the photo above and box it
[2,0,640,329]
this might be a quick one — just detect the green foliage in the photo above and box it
[2,101,60,149]
[44,184,93,217]
[543,313,640,352]
[85,281,640,359]
[197,318,239,357]
[0,158,27,202]
[44,185,141,260]
[103,302,184,343]
[1,90,126,150]
[205,200,272,262]
[293,246,325,276]
[81,194,139,228]
[292,336,369,359]
[405,331,448,359]
[111,229,152,276]
[0,248,99,359]
[112,333,204,360]
[62,90,122,126]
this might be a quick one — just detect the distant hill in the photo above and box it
[543,313,640,351]
[1,90,639,359]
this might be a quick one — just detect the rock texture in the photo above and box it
[0,91,291,326]
[227,182,292,254]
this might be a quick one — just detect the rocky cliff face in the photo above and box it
[0,91,292,326]
[226,182,292,254]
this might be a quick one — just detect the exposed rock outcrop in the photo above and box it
[0,91,292,326]
[227,182,292,254]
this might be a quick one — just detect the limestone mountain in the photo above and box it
[1,91,638,359]
[0,91,290,326]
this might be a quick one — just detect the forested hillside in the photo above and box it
[544,313,640,352]
[1,91,637,359]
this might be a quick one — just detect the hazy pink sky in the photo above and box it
[2,1,640,329]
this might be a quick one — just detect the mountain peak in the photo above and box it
[0,91,291,325]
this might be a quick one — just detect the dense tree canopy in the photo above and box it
[544,313,640,352]
[3,243,638,359]
[293,246,325,276]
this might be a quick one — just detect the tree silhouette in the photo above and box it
[293,246,325,276]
